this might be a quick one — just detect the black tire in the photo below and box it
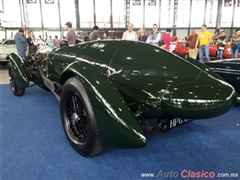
[8,64,25,96]
[60,77,104,157]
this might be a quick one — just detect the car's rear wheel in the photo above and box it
[60,77,104,157]
[8,64,25,96]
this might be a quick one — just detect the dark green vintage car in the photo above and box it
[8,40,240,157]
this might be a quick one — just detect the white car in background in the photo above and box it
[0,38,17,62]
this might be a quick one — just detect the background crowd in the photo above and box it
[13,22,240,62]
[14,22,77,58]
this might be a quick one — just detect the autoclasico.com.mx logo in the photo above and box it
[140,170,239,178]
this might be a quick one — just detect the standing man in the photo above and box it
[146,24,161,46]
[122,23,138,41]
[89,26,101,40]
[195,24,212,63]
[14,29,27,58]
[65,21,76,46]
[187,29,198,59]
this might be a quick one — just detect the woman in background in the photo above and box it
[102,31,111,39]
[26,31,38,56]
[53,36,60,47]
[138,28,147,42]
[216,31,226,59]
[230,29,240,59]
[212,31,219,44]
[47,35,54,46]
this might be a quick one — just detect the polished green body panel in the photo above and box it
[108,41,237,118]
[8,53,29,88]
[63,62,146,148]
[8,40,240,148]
[47,46,81,82]
[205,59,240,95]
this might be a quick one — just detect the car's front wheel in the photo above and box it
[60,77,104,157]
[8,64,25,96]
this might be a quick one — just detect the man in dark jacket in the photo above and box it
[14,29,27,58]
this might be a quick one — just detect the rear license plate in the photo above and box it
[169,118,191,129]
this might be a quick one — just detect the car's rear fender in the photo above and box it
[8,53,29,88]
[61,62,147,148]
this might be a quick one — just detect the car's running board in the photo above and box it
[38,67,60,102]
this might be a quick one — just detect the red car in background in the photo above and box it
[172,41,189,58]
[223,44,240,58]
[172,41,240,59]
[208,44,240,58]
[209,44,218,57]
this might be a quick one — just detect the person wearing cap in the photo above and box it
[161,28,172,51]
[89,26,101,41]
[65,21,76,46]
[14,29,27,58]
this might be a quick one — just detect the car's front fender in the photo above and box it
[8,53,29,88]
[61,62,147,148]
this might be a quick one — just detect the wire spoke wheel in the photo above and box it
[67,93,88,142]
[61,77,104,157]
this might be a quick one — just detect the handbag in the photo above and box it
[218,46,225,50]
